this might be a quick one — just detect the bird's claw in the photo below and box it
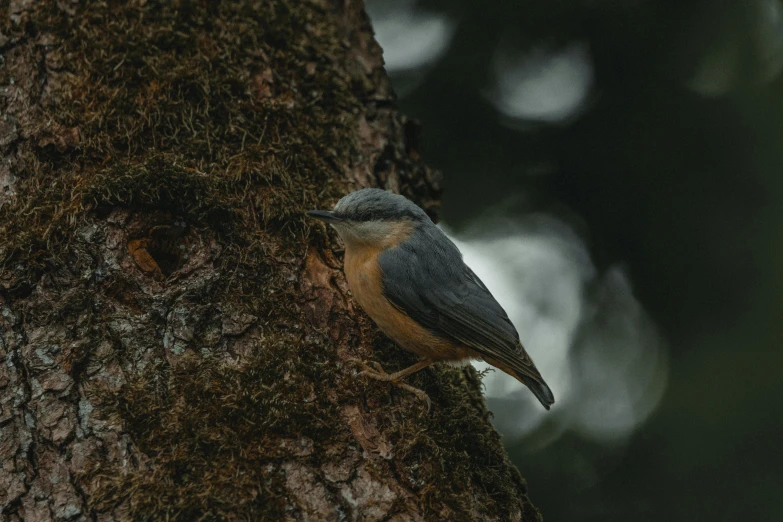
[396,382,432,412]
[348,358,431,412]
[347,358,386,376]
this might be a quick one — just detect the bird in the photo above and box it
[308,188,554,410]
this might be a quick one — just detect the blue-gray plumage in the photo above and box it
[308,188,554,409]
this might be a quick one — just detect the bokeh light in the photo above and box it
[367,1,783,520]
[488,42,594,125]
[446,216,667,443]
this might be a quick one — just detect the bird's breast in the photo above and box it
[343,244,472,361]
[344,244,394,326]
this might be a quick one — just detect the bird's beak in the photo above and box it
[307,210,342,223]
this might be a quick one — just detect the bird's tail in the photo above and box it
[517,373,555,410]
[481,355,555,410]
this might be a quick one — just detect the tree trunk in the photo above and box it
[0,1,542,520]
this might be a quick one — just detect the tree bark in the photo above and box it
[0,1,542,520]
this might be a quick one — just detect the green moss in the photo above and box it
[0,0,364,290]
[86,335,533,521]
[351,341,536,520]
[90,331,344,521]
[83,155,235,226]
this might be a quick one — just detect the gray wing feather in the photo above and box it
[377,225,528,364]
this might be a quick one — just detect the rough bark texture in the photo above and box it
[0,1,542,520]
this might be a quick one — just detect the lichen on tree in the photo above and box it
[0,1,542,520]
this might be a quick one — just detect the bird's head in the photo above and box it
[308,188,431,248]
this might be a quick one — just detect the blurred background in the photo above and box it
[366,0,783,520]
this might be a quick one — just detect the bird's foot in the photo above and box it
[347,359,432,412]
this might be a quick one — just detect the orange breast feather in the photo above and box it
[344,242,473,362]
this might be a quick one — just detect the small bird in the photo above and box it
[308,188,554,410]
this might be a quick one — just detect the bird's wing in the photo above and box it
[377,227,539,379]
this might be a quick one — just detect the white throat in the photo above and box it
[333,220,413,249]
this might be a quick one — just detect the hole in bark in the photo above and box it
[128,220,190,278]
[145,245,180,276]
[147,223,190,276]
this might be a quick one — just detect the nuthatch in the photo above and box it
[309,188,554,410]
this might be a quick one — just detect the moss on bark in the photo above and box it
[0,1,541,520]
